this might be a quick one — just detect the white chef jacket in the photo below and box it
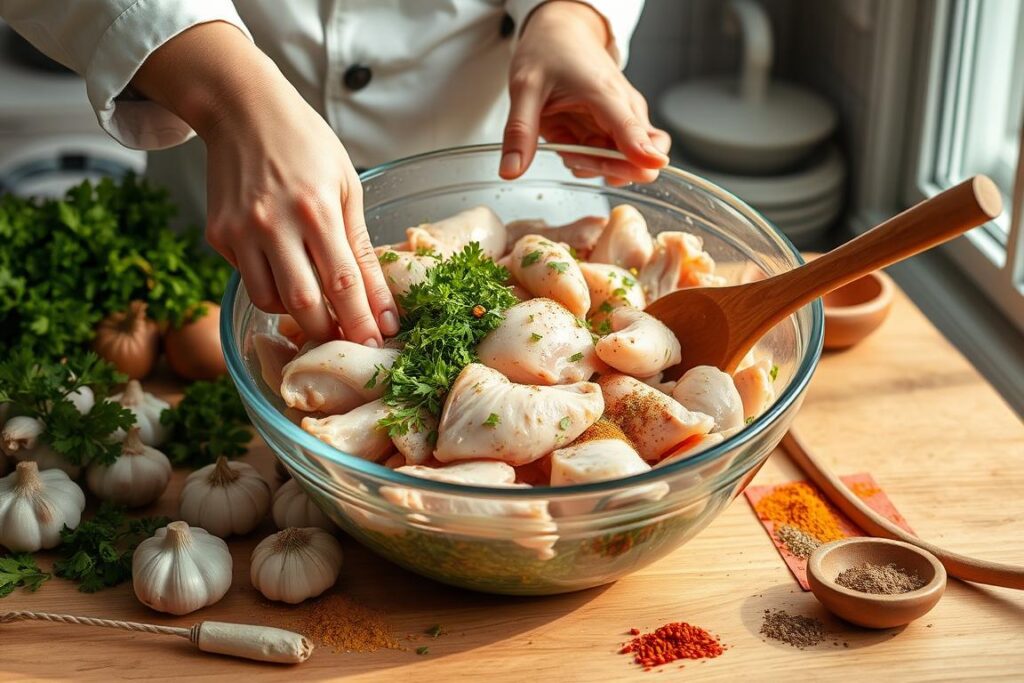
[1,1,643,224]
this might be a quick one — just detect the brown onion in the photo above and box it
[94,300,160,379]
[164,302,227,380]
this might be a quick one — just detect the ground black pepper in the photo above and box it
[759,609,828,649]
[835,562,926,594]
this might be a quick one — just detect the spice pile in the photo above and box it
[754,482,846,544]
[295,594,402,653]
[835,562,926,595]
[620,622,726,669]
[775,524,822,559]
[759,609,828,649]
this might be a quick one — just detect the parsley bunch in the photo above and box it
[373,243,517,436]
[0,553,51,597]
[54,504,170,593]
[0,174,231,362]
[0,350,133,467]
[160,375,252,468]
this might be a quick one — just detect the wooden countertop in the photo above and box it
[3,287,1022,681]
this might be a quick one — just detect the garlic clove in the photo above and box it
[132,521,233,615]
[250,527,343,604]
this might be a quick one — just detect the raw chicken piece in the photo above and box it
[671,366,744,433]
[504,215,607,256]
[280,341,399,413]
[391,413,438,466]
[640,231,725,301]
[589,205,655,270]
[383,453,407,469]
[655,432,726,469]
[434,364,603,466]
[579,262,646,330]
[406,206,506,259]
[277,315,307,348]
[599,374,714,461]
[252,333,298,392]
[637,372,676,395]
[732,358,777,421]
[514,454,552,486]
[508,235,591,318]
[595,307,681,377]
[477,298,601,385]
[377,250,437,306]
[301,399,393,462]
[374,241,411,256]
[382,460,557,559]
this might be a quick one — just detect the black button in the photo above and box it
[344,64,372,91]
[500,13,515,38]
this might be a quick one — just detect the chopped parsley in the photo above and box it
[558,416,571,430]
[599,301,614,314]
[770,364,779,381]
[483,413,501,427]
[612,287,627,298]
[568,352,584,362]
[416,646,430,655]
[0,553,51,597]
[745,416,756,424]
[520,250,543,268]
[379,250,400,264]
[547,261,569,274]
[530,332,543,342]
[425,624,444,638]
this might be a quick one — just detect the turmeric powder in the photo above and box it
[753,482,846,543]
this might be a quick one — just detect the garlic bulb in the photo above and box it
[1,416,81,477]
[108,380,170,446]
[179,457,271,537]
[87,427,172,507]
[0,461,86,552]
[132,521,233,615]
[250,527,343,604]
[272,479,335,531]
[66,386,96,415]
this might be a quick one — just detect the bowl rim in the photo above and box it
[221,142,824,498]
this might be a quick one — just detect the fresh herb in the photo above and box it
[547,261,569,274]
[770,364,779,381]
[520,250,543,268]
[529,332,543,342]
[745,416,756,424]
[558,416,571,430]
[425,624,444,638]
[0,175,231,361]
[54,503,170,593]
[0,350,133,467]
[415,246,439,258]
[160,375,251,468]
[622,277,636,289]
[592,318,613,335]
[599,301,614,314]
[374,244,517,436]
[379,251,400,264]
[611,287,627,298]
[416,646,430,655]
[0,553,51,597]
[483,413,501,427]
[568,352,584,362]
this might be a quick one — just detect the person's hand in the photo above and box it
[500,1,670,186]
[133,22,397,345]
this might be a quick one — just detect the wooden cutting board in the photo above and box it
[2,287,1022,681]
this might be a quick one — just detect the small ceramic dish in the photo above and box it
[807,538,947,629]
[803,253,895,349]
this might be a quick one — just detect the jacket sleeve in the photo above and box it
[504,0,645,68]
[0,0,252,150]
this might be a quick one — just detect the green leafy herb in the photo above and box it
[375,244,517,436]
[483,413,501,427]
[160,375,251,468]
[415,246,439,258]
[745,416,756,425]
[425,624,444,638]
[529,332,543,342]
[378,251,400,264]
[611,287,627,298]
[54,504,170,593]
[416,646,430,655]
[547,261,569,274]
[568,352,584,362]
[770,364,779,381]
[558,416,571,431]
[592,318,613,335]
[622,276,636,289]
[520,250,543,268]
[0,553,51,597]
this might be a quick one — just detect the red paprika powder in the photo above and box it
[620,622,726,669]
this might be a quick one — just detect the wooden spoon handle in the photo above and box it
[759,176,1002,316]
[782,428,1024,590]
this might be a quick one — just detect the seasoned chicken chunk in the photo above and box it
[377,250,437,306]
[301,399,393,462]
[477,298,601,385]
[599,374,714,461]
[671,366,744,432]
[252,333,298,392]
[655,432,726,468]
[640,231,725,301]
[280,341,398,413]
[435,364,603,466]
[732,358,777,421]
[509,235,591,317]
[406,206,506,259]
[505,215,607,256]
[579,262,646,331]
[589,205,655,270]
[391,412,438,466]
[595,307,681,377]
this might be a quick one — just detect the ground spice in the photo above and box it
[835,562,926,594]
[759,609,827,649]
[573,418,632,445]
[619,622,726,669]
[294,593,402,653]
[754,482,846,543]
[776,524,822,559]
[850,481,881,498]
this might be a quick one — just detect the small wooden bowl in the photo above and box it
[807,538,946,629]
[802,252,895,349]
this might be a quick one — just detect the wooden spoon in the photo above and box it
[646,175,1003,379]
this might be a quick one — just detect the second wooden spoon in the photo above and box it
[646,175,1003,378]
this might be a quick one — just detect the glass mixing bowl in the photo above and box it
[222,143,823,595]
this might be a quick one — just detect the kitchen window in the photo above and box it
[908,0,1024,331]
